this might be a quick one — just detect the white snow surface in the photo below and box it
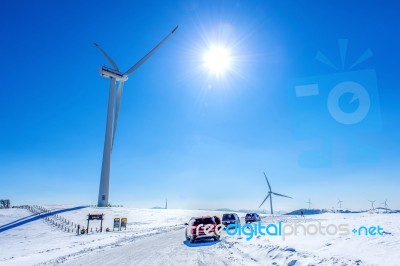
[0,206,399,266]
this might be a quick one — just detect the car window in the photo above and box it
[223,214,233,220]
[193,219,202,225]
[202,217,214,224]
[193,217,214,225]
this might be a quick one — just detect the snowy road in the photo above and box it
[62,228,233,266]
[57,227,364,266]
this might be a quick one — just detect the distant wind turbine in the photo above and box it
[368,200,376,210]
[258,172,292,215]
[381,199,389,211]
[95,26,178,207]
[165,198,168,209]
[338,199,343,209]
[306,199,312,209]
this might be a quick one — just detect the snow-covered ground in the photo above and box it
[0,206,399,265]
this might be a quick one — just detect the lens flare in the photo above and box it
[203,46,232,76]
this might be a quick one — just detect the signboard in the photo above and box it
[88,214,103,220]
[121,218,127,230]
[113,218,120,231]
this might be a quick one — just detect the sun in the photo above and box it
[203,46,232,76]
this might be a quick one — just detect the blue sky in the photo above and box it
[1,0,399,211]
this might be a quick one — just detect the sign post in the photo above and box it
[121,218,127,230]
[113,218,120,231]
[87,213,104,233]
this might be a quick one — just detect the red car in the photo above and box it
[185,216,220,243]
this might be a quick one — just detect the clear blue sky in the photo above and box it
[1,0,399,211]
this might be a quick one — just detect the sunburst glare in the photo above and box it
[203,45,232,76]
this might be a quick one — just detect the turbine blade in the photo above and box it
[112,81,125,150]
[263,172,272,191]
[124,26,178,76]
[94,43,119,71]
[272,192,292,199]
[258,194,270,209]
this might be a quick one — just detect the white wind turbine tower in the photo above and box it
[337,199,343,209]
[258,172,292,215]
[95,26,178,207]
[368,200,376,210]
[381,199,389,211]
[306,199,312,209]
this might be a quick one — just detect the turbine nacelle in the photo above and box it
[99,66,128,82]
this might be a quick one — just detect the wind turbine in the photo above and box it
[337,199,343,209]
[96,26,178,207]
[306,199,312,209]
[258,172,292,215]
[381,199,389,211]
[381,199,389,212]
[368,200,376,210]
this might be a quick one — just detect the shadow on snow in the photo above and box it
[0,206,87,233]
[183,238,220,247]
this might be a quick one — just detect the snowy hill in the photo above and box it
[214,208,235,212]
[284,209,328,215]
[215,208,268,215]
[284,206,400,216]
[0,205,399,265]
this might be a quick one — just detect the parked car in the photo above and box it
[245,213,261,223]
[185,216,220,243]
[222,213,240,228]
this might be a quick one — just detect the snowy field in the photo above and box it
[0,206,399,266]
